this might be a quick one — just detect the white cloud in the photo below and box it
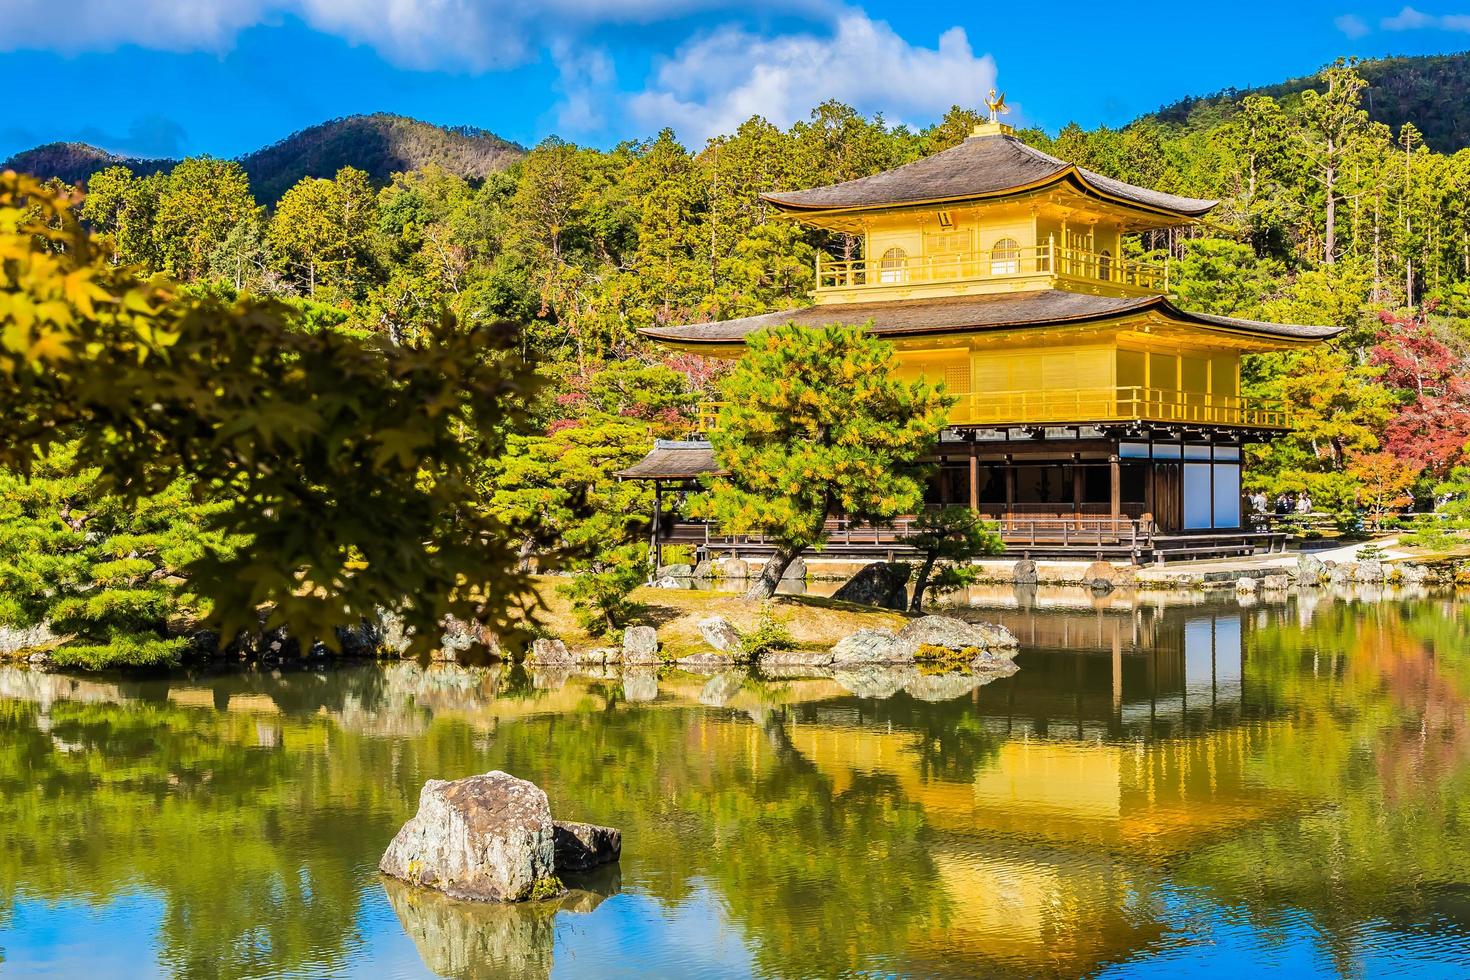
[0,0,822,71]
[627,12,997,146]
[1382,5,1436,29]
[1381,5,1470,31]
[551,41,617,132]
[1334,13,1370,37]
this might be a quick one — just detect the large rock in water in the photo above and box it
[892,615,1019,660]
[380,772,560,903]
[831,562,911,610]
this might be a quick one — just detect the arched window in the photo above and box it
[990,237,1020,276]
[879,247,908,284]
[1098,249,1113,282]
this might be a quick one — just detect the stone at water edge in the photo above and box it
[527,638,574,667]
[1235,577,1260,595]
[552,821,622,873]
[1262,574,1292,592]
[892,615,1019,661]
[657,563,694,580]
[691,560,715,580]
[717,557,750,580]
[831,561,911,610]
[1356,559,1385,583]
[697,616,743,654]
[1083,561,1132,592]
[758,648,835,669]
[622,625,659,665]
[780,556,807,582]
[1012,559,1038,585]
[675,651,737,671]
[1297,554,1326,585]
[379,771,560,903]
[830,628,906,666]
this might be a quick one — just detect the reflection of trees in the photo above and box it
[1177,599,1470,963]
[0,698,373,978]
[483,705,953,977]
[0,675,952,978]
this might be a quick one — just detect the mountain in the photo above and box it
[1148,51,1470,153]
[239,114,524,202]
[2,114,524,201]
[2,142,174,185]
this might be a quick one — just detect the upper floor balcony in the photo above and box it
[815,242,1168,302]
[699,387,1289,433]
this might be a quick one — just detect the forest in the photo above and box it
[5,56,1470,665]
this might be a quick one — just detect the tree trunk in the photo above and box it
[908,554,937,614]
[1324,154,1337,265]
[745,544,802,601]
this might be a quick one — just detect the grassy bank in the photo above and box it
[529,578,907,659]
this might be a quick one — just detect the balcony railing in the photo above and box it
[815,244,1168,294]
[698,387,1289,432]
[957,387,1289,428]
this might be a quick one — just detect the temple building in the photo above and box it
[621,110,1341,563]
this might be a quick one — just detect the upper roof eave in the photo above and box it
[758,133,1217,221]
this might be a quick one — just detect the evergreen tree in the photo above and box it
[699,323,953,600]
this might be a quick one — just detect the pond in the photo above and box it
[2,591,1469,978]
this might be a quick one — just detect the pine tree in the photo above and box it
[0,446,241,667]
[699,323,953,600]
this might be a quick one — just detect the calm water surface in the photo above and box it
[3,590,1470,978]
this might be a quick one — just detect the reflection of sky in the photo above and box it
[1,892,168,978]
[1097,885,1470,979]
[9,878,1467,979]
[2,885,756,978]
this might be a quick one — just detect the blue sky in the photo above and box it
[1,1,1468,161]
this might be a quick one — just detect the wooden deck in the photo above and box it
[661,515,1286,565]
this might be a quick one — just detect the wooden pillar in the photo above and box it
[968,440,979,512]
[1071,454,1084,520]
[1110,453,1121,528]
[1005,456,1017,509]
[652,480,663,570]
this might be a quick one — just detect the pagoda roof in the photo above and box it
[637,291,1342,346]
[762,132,1217,219]
[615,439,719,480]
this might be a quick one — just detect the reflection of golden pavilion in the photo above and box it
[780,607,1292,974]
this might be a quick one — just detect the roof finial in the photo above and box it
[984,89,1009,124]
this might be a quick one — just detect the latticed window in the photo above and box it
[879,247,908,284]
[990,237,1020,276]
[1098,248,1113,281]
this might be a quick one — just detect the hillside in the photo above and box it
[240,113,524,201]
[2,142,174,185]
[1149,51,1470,152]
[2,114,524,200]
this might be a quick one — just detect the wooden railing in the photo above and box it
[660,512,1153,550]
[957,387,1290,428]
[815,243,1167,294]
[698,387,1289,432]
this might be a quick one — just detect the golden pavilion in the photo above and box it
[622,113,1341,563]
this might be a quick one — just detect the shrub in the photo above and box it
[738,605,795,657]
[559,544,646,636]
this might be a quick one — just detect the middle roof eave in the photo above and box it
[637,290,1343,345]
